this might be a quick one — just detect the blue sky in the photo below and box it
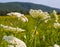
[0,0,60,9]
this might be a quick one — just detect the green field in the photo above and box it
[0,14,60,47]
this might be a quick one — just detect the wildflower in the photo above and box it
[52,10,58,22]
[3,36,27,47]
[44,12,49,16]
[44,19,48,23]
[0,24,25,32]
[0,24,4,27]
[7,12,21,17]
[40,12,50,20]
[29,9,39,18]
[44,16,50,23]
[54,22,60,29]
[20,16,28,22]
[16,44,26,47]
[8,45,14,47]
[7,12,12,16]
[16,27,25,31]
[54,44,59,47]
[7,12,28,22]
[29,9,50,20]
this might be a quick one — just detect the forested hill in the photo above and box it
[0,2,60,15]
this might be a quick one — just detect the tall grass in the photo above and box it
[0,14,60,47]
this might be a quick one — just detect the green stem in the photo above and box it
[34,26,37,47]
[33,18,43,47]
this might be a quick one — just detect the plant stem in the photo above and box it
[33,18,42,47]
[34,26,37,47]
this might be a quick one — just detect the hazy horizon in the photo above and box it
[0,0,60,9]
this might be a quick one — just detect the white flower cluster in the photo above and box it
[29,9,50,20]
[54,44,60,47]
[3,36,26,47]
[0,24,25,32]
[54,22,60,29]
[7,12,28,22]
[20,15,28,22]
[50,44,60,47]
[53,10,58,22]
[8,45,14,47]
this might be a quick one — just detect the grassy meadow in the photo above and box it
[0,14,60,47]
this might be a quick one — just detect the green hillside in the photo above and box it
[0,2,60,15]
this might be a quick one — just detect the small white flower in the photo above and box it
[44,12,49,16]
[54,44,59,47]
[44,16,50,23]
[29,9,39,18]
[0,24,4,27]
[29,9,50,20]
[3,36,17,44]
[20,16,28,22]
[53,10,58,22]
[44,19,48,23]
[7,12,28,22]
[8,45,14,47]
[16,44,26,47]
[0,24,25,32]
[54,22,60,29]
[16,27,25,32]
[3,26,9,29]
[3,36,27,47]
[7,12,21,17]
